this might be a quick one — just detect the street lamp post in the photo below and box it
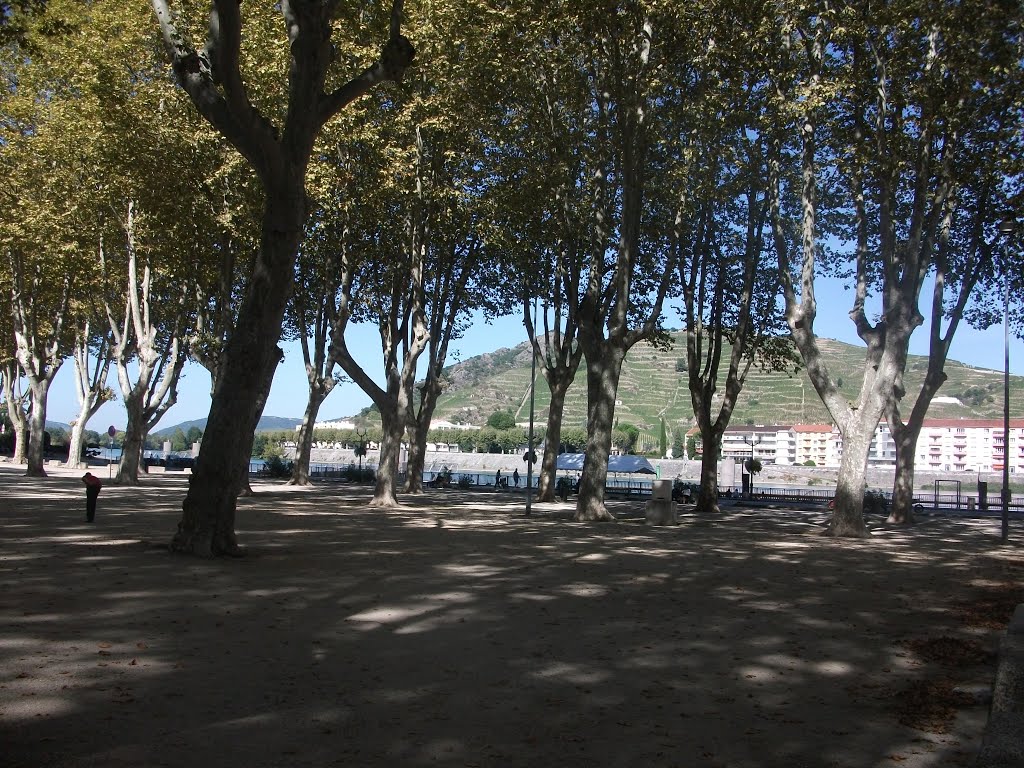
[999,215,1017,541]
[525,297,539,517]
[742,434,762,496]
[356,427,368,480]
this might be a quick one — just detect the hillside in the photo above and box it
[430,332,1022,431]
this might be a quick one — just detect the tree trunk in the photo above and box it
[372,406,404,508]
[405,436,425,494]
[66,420,88,470]
[829,422,873,537]
[3,366,29,466]
[65,329,113,470]
[25,382,49,475]
[290,386,327,486]
[889,423,919,524]
[574,355,622,522]
[404,387,440,494]
[695,438,722,514]
[116,400,146,485]
[12,421,28,465]
[25,379,50,477]
[538,373,571,502]
[171,193,304,557]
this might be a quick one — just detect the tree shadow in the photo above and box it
[0,473,1019,767]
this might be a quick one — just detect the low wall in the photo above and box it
[299,447,989,492]
[974,604,1024,767]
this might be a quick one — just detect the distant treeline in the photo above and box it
[251,423,692,459]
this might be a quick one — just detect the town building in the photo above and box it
[703,419,1024,474]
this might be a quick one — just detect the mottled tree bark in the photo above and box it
[2,361,29,466]
[696,446,722,513]
[574,351,623,522]
[538,373,573,502]
[24,379,51,477]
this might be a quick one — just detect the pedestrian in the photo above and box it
[513,468,520,487]
[82,472,102,522]
[495,468,502,489]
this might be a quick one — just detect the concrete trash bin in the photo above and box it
[651,479,672,501]
[646,481,677,525]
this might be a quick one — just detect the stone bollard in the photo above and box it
[645,498,678,525]
[646,480,677,525]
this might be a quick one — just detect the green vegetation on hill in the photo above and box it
[432,332,1022,431]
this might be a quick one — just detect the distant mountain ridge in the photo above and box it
[150,414,305,437]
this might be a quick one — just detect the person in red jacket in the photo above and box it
[82,472,102,522]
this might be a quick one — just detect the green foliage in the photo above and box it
[262,453,293,478]
[685,435,697,460]
[613,424,640,454]
[251,433,269,458]
[486,410,516,430]
[260,442,287,463]
[803,460,817,467]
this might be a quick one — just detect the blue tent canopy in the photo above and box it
[555,453,657,474]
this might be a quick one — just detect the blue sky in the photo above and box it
[42,276,1024,431]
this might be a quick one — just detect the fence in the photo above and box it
[244,461,1024,517]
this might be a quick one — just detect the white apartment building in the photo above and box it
[790,424,840,467]
[296,418,357,432]
[913,419,1024,474]
[716,418,1022,472]
[719,425,784,466]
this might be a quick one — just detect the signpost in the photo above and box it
[107,425,116,479]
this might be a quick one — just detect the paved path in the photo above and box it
[1,466,1021,768]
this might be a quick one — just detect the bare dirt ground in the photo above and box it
[1,464,1021,768]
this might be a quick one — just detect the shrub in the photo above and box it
[457,474,475,488]
[342,463,375,483]
[263,454,293,478]
[864,489,888,516]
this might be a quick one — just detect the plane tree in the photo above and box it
[767,0,1024,536]
[328,123,430,507]
[64,317,115,469]
[520,2,678,522]
[673,3,796,514]
[494,20,590,503]
[405,222,492,495]
[402,1,510,494]
[323,0,502,502]
[102,202,190,484]
[0,4,90,476]
[0,1,217,480]
[285,139,362,486]
[0,335,29,465]
[881,1,1024,523]
[151,0,414,554]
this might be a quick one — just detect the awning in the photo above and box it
[555,453,657,474]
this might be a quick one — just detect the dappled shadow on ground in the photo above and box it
[0,472,1021,768]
